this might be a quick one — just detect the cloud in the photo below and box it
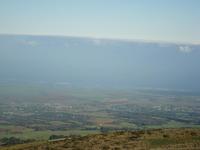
[26,41,39,46]
[90,38,116,46]
[92,39,103,46]
[178,45,192,53]
[19,39,39,47]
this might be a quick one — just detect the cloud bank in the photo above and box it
[178,46,192,53]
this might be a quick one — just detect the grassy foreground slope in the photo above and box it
[1,128,200,150]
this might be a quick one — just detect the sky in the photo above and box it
[0,0,200,43]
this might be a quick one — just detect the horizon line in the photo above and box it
[0,33,199,46]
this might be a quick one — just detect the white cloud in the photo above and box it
[26,41,39,46]
[19,39,39,47]
[90,38,116,46]
[178,45,192,53]
[92,39,103,46]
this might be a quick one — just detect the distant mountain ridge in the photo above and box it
[0,34,200,91]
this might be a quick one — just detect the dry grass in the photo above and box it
[1,128,200,150]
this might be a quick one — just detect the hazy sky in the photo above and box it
[0,0,199,43]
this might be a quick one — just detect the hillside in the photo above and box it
[1,128,200,150]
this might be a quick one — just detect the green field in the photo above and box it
[1,84,200,141]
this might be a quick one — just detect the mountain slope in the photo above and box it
[1,128,200,150]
